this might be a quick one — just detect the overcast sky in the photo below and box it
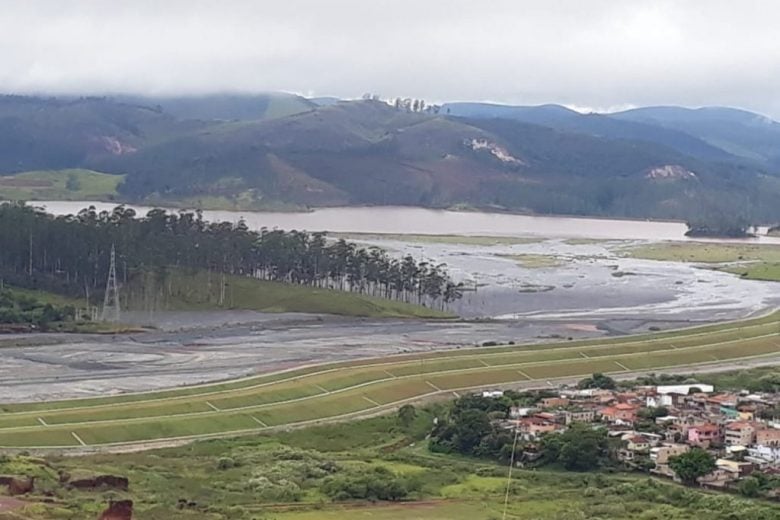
[3,0,780,117]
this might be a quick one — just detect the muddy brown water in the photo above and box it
[32,201,780,243]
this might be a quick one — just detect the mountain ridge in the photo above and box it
[1,94,779,222]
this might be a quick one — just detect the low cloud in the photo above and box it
[2,0,780,117]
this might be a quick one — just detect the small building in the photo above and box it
[626,434,652,453]
[688,424,721,447]
[651,443,689,464]
[650,443,690,477]
[704,394,739,413]
[757,427,780,448]
[513,417,559,439]
[715,458,755,478]
[698,459,753,488]
[509,406,535,419]
[657,384,714,395]
[563,409,596,425]
[540,396,569,408]
[747,445,780,465]
[724,421,758,447]
[599,403,639,423]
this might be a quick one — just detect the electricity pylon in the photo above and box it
[101,245,120,322]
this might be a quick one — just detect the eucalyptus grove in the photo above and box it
[0,203,463,309]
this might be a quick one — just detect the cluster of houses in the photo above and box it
[492,383,780,488]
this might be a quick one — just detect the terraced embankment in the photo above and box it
[0,313,778,449]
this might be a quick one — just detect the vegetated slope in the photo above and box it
[122,269,451,318]
[117,92,317,121]
[2,95,780,221]
[106,99,780,220]
[102,100,523,208]
[460,117,777,219]
[0,95,207,173]
[611,106,780,167]
[441,102,739,162]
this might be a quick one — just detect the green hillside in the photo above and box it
[122,269,453,319]
[118,92,316,121]
[0,169,122,201]
[2,95,780,221]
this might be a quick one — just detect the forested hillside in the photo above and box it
[1,94,780,222]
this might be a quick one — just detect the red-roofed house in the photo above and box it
[600,403,639,423]
[514,417,559,439]
[626,434,651,452]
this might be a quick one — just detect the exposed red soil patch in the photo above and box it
[0,497,26,512]
[0,476,35,495]
[98,499,133,520]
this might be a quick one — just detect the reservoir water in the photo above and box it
[31,201,780,244]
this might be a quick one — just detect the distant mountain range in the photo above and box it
[441,102,780,167]
[1,93,779,222]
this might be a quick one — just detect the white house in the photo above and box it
[509,406,534,419]
[656,384,714,395]
[647,394,674,408]
[747,445,780,464]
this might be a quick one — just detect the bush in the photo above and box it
[216,457,236,470]
[246,476,302,502]
[738,476,762,498]
[321,467,416,501]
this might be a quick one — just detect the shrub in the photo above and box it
[321,467,416,501]
[216,457,236,470]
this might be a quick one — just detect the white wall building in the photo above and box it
[656,384,714,395]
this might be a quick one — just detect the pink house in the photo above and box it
[688,424,721,447]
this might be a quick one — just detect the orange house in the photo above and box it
[599,403,639,423]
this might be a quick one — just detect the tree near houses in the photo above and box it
[668,448,717,485]
[540,423,609,471]
[577,373,617,390]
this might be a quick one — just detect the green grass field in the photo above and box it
[0,169,123,201]
[622,241,780,282]
[722,263,780,282]
[621,241,780,263]
[0,312,778,448]
[120,269,451,318]
[6,414,778,520]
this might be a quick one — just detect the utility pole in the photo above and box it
[101,245,121,322]
[28,232,33,276]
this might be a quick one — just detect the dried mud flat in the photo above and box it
[0,306,773,403]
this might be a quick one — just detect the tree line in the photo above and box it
[0,203,463,309]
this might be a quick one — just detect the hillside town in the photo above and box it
[494,380,780,492]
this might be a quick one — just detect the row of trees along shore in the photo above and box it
[0,203,463,309]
